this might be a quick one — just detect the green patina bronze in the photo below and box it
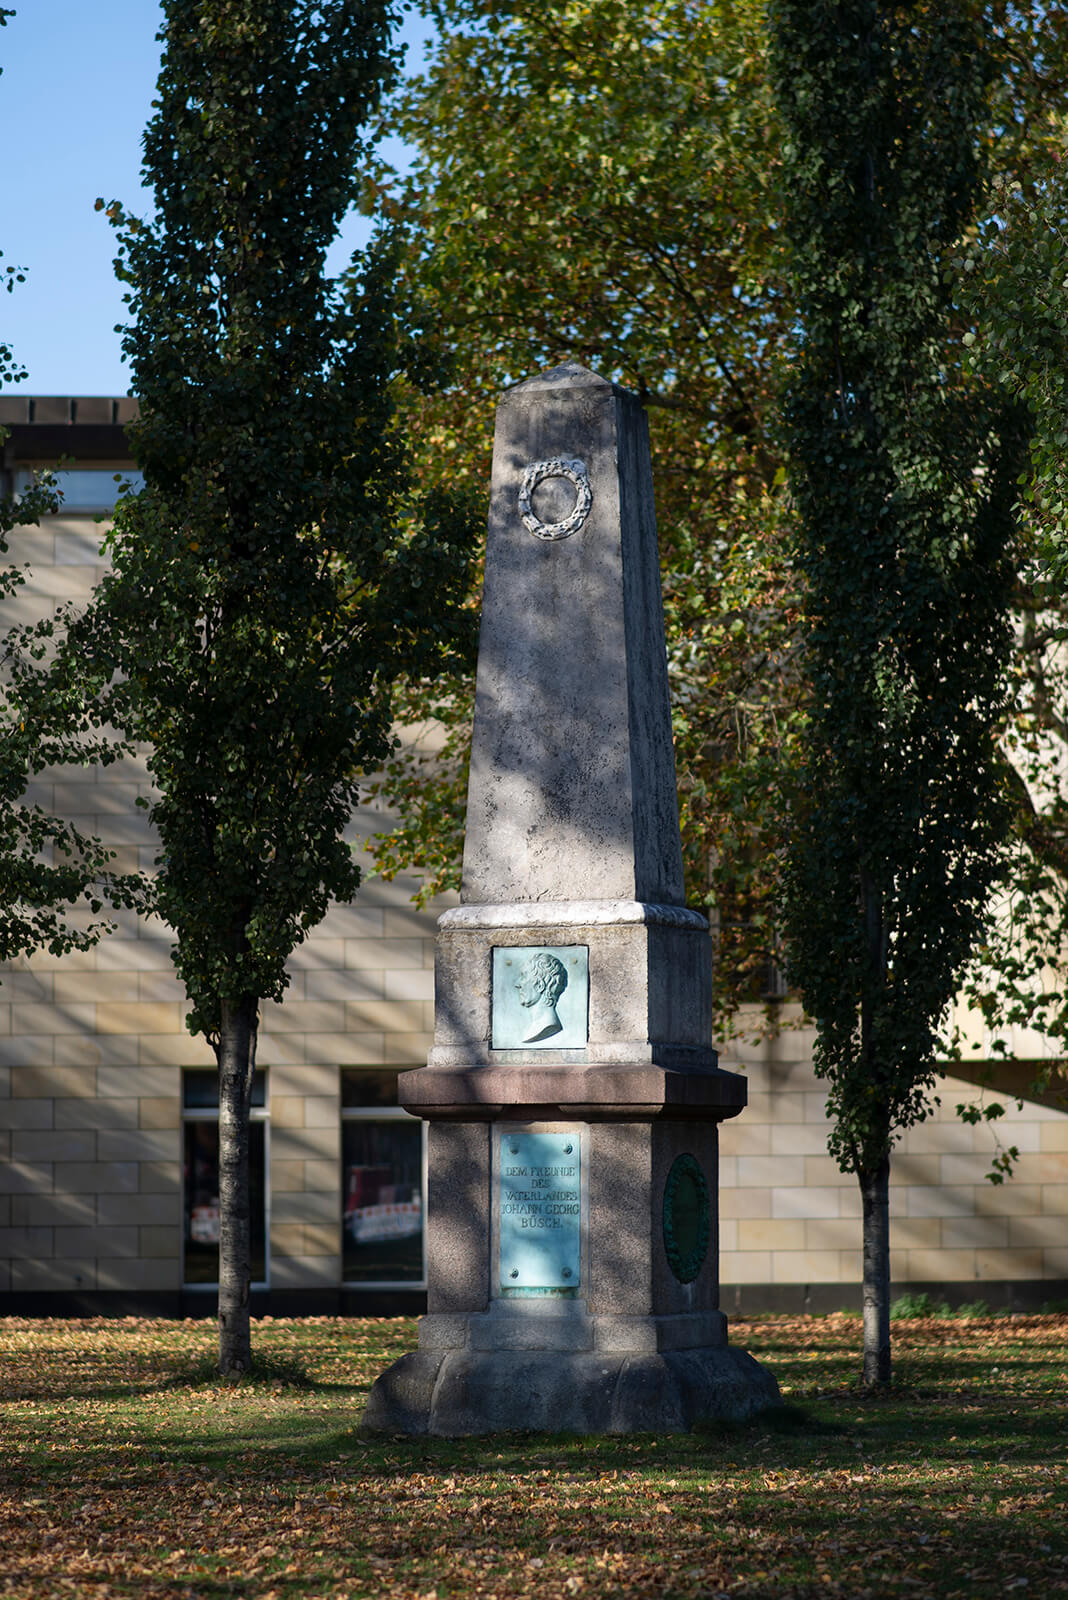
[662,1153,711,1284]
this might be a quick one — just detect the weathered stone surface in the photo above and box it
[417,1306,728,1354]
[593,1312,728,1352]
[440,902,708,930]
[364,365,778,1437]
[425,1122,490,1315]
[460,365,685,907]
[424,1118,731,1320]
[363,1346,779,1437]
[401,1062,746,1120]
[421,908,734,1099]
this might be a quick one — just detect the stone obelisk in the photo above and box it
[365,364,779,1435]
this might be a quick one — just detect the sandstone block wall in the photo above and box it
[719,1016,1068,1310]
[0,511,445,1301]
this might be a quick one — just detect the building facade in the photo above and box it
[0,399,1065,1315]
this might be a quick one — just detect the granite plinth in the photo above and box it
[412,899,746,1122]
[420,1120,729,1321]
[400,1060,747,1121]
[419,1306,729,1353]
[364,1111,781,1435]
[363,1346,780,1436]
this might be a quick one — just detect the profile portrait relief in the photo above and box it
[490,944,589,1050]
[514,950,569,1043]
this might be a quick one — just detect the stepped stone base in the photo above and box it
[363,1345,780,1437]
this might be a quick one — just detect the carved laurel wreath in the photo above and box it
[518,456,593,541]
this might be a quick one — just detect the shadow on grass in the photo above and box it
[703,1400,848,1437]
[6,1342,1068,1493]
[155,1351,320,1392]
[15,1388,1068,1472]
[0,1350,399,1404]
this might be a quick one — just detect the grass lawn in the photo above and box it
[0,1312,1065,1600]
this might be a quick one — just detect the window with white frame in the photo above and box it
[341,1068,425,1286]
[182,1069,269,1287]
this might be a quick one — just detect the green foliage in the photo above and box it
[889,1293,993,1317]
[889,1292,953,1319]
[77,0,476,1044]
[0,9,28,391]
[949,149,1068,1105]
[771,0,1023,1177]
[956,591,1068,1057]
[0,250,28,388]
[955,1095,1020,1182]
[67,0,477,1373]
[364,0,803,1027]
[368,2,1064,1046]
[963,164,1068,581]
[0,475,145,966]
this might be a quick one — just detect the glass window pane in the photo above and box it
[342,1120,423,1283]
[183,1120,266,1284]
[183,1070,267,1109]
[340,1068,400,1108]
[15,467,145,510]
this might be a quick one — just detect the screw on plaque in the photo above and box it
[561,1267,572,1279]
[509,1142,519,1154]
[564,1143,573,1154]
[510,1268,519,1279]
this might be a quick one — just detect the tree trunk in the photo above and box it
[859,1156,891,1386]
[217,994,258,1377]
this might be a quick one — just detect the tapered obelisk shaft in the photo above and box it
[461,363,685,907]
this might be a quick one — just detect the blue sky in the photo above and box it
[0,2,432,396]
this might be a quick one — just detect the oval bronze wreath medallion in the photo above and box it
[662,1152,710,1285]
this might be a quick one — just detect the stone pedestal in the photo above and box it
[365,903,779,1435]
[365,1110,778,1435]
[364,365,778,1435]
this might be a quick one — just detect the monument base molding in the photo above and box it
[363,1345,780,1437]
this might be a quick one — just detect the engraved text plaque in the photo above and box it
[498,1131,581,1289]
